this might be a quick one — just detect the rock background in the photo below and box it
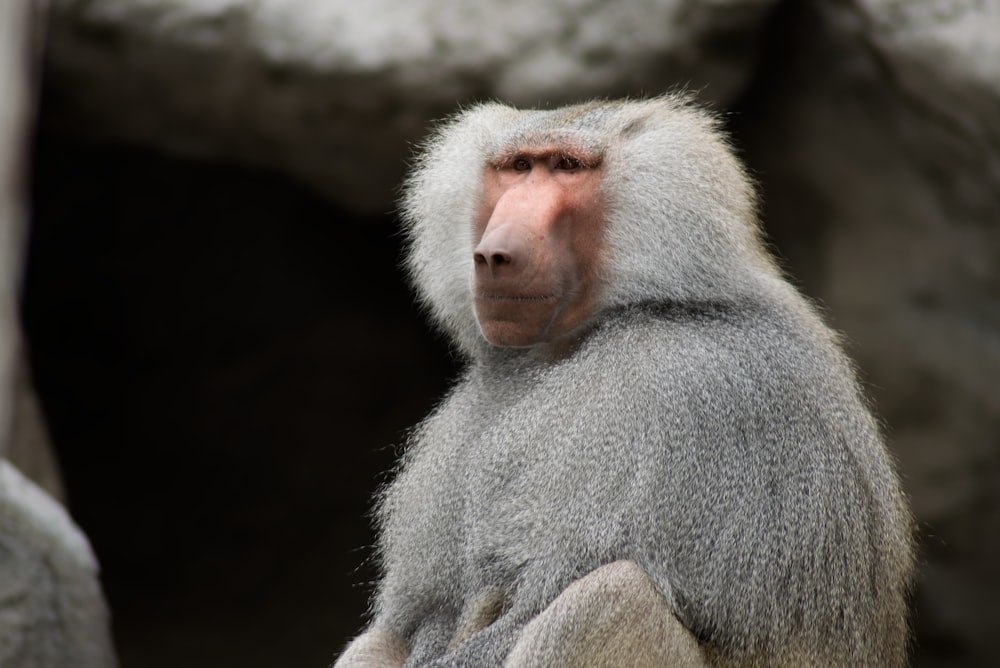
[6,0,998,666]
[0,0,116,666]
[42,0,774,213]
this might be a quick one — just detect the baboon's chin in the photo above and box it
[474,297,561,348]
[476,318,552,348]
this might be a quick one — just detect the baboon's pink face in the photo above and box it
[472,144,605,348]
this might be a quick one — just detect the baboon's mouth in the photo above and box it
[476,293,556,302]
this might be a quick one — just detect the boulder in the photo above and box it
[44,0,777,213]
[0,460,117,668]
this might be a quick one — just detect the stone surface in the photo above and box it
[0,461,117,667]
[0,0,30,448]
[43,0,776,213]
[5,353,65,502]
[0,0,64,500]
[1,1,116,665]
[734,1,1000,662]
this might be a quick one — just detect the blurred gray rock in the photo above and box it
[1,0,116,665]
[6,353,65,503]
[44,0,776,213]
[1,0,62,506]
[737,0,999,660]
[0,0,29,437]
[0,460,117,668]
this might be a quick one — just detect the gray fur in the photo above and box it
[336,96,913,667]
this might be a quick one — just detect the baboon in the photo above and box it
[334,96,913,667]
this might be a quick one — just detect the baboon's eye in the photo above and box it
[554,155,582,171]
[512,157,531,172]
